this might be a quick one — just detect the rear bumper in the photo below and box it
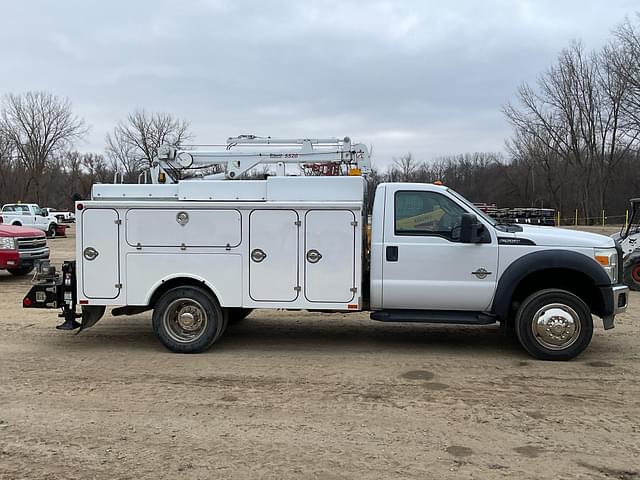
[600,284,629,330]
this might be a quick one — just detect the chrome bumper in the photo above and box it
[18,247,50,263]
[612,284,629,315]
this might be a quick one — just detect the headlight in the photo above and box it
[594,248,618,283]
[0,237,17,250]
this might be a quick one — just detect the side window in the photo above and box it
[395,191,466,240]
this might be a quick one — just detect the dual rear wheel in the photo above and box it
[152,286,254,353]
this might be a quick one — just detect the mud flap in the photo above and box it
[78,306,106,333]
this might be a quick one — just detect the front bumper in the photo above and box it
[0,250,20,269]
[601,284,629,330]
[18,247,49,266]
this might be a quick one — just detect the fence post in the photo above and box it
[575,209,578,226]
[602,210,605,228]
[556,210,560,227]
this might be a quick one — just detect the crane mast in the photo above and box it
[149,135,371,184]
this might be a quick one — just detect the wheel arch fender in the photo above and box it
[145,274,227,308]
[492,250,610,321]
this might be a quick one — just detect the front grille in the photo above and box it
[17,236,47,251]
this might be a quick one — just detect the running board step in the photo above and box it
[370,310,497,325]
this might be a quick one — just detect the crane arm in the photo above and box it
[148,136,371,184]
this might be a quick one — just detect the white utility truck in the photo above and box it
[24,136,629,360]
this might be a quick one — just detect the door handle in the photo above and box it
[306,249,323,263]
[83,247,99,261]
[251,248,267,263]
[386,246,398,262]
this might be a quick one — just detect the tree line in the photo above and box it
[2,17,640,222]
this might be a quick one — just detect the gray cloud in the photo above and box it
[0,0,637,168]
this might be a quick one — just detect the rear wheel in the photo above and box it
[7,265,34,276]
[515,289,593,361]
[623,260,640,291]
[152,286,225,353]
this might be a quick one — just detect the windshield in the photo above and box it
[447,188,496,226]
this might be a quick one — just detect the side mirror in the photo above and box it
[41,210,48,217]
[460,213,489,243]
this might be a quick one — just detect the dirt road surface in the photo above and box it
[1,227,639,479]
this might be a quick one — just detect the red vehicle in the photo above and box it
[0,220,49,276]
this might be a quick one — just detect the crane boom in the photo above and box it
[149,136,371,184]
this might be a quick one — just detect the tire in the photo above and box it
[152,286,225,353]
[623,260,640,291]
[515,289,593,361]
[46,224,57,238]
[7,265,34,276]
[227,308,253,324]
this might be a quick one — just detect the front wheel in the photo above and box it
[7,265,34,276]
[623,260,640,291]
[46,223,57,238]
[152,286,226,353]
[515,289,593,361]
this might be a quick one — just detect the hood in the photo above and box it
[513,225,615,248]
[0,224,44,238]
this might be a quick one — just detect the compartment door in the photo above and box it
[249,210,299,302]
[304,210,356,303]
[82,209,121,299]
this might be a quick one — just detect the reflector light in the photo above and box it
[595,255,610,266]
[77,203,84,210]
[23,297,32,307]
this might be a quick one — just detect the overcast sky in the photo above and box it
[0,0,637,168]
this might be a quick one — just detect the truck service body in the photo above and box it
[23,136,629,360]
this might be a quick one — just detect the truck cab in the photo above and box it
[369,182,627,359]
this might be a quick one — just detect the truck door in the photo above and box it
[249,210,299,302]
[304,210,356,303]
[81,209,121,299]
[381,188,498,311]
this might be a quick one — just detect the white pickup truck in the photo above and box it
[42,207,75,223]
[1,204,59,238]
[22,136,629,361]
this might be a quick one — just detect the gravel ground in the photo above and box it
[0,226,638,479]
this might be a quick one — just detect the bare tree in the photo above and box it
[0,91,86,201]
[106,110,192,181]
[503,40,638,221]
[613,17,640,127]
[391,153,417,182]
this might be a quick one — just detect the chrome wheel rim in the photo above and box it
[162,298,208,344]
[531,303,581,350]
